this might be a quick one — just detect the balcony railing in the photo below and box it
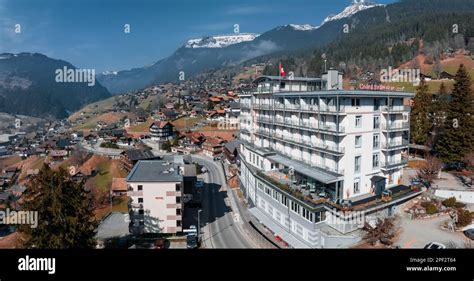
[381,122,409,130]
[274,103,346,113]
[380,105,411,113]
[274,133,344,154]
[254,103,272,110]
[257,116,273,123]
[257,129,272,138]
[380,158,408,169]
[381,140,409,149]
[273,119,345,134]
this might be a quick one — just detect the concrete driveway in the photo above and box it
[395,214,469,248]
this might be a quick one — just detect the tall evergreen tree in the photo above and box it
[431,82,450,145]
[410,78,433,145]
[435,64,474,162]
[19,165,98,248]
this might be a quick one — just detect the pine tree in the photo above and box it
[431,83,450,145]
[18,165,98,248]
[435,64,474,163]
[410,78,433,145]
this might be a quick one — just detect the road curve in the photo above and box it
[192,155,255,249]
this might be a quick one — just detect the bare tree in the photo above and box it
[363,217,397,246]
[417,154,442,183]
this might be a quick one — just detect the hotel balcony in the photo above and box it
[274,118,346,135]
[254,103,272,110]
[256,116,273,124]
[242,87,273,95]
[274,103,346,115]
[274,133,344,155]
[256,128,273,138]
[380,158,408,170]
[240,103,251,109]
[381,122,410,131]
[380,105,411,113]
[381,140,409,150]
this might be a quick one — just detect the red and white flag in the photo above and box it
[279,62,286,77]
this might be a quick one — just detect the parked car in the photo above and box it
[424,242,446,249]
[186,234,198,249]
[195,180,204,189]
[463,229,474,240]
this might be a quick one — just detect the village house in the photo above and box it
[202,137,225,158]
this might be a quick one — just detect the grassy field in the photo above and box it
[73,112,130,130]
[69,96,117,121]
[127,117,153,133]
[172,116,205,130]
[92,161,113,192]
[0,155,22,170]
[94,195,129,220]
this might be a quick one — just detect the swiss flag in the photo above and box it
[279,62,286,77]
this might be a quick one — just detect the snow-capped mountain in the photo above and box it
[284,24,319,31]
[184,33,259,49]
[321,0,384,25]
[101,70,118,75]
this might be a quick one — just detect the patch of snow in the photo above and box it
[322,0,384,25]
[184,33,259,49]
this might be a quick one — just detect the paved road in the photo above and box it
[191,155,255,248]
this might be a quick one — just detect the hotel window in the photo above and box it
[351,98,360,107]
[176,196,181,203]
[281,195,288,207]
[290,201,300,214]
[177,220,181,227]
[373,134,380,149]
[355,135,362,148]
[373,153,380,168]
[315,211,326,223]
[272,190,279,201]
[138,198,143,203]
[265,187,271,195]
[353,179,360,194]
[175,184,181,192]
[374,99,380,111]
[355,115,362,128]
[373,115,380,129]
[138,209,144,215]
[176,209,181,215]
[354,156,361,173]
[302,208,313,222]
[257,182,263,190]
[137,185,143,191]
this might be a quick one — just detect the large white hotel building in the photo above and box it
[239,70,421,248]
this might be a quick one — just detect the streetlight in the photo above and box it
[197,209,202,241]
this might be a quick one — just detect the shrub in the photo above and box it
[424,203,438,215]
[456,209,472,228]
[454,202,466,209]
[442,197,457,208]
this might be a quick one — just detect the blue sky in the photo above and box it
[0,0,396,72]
